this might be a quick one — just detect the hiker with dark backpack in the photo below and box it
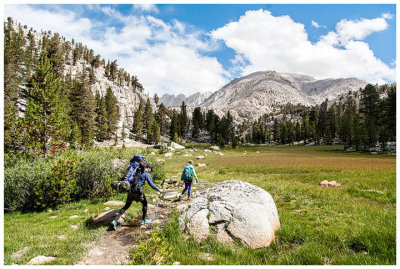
[110,157,162,231]
[178,160,199,201]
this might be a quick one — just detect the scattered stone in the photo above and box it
[71,225,79,230]
[152,220,162,225]
[156,158,165,162]
[11,246,29,259]
[93,209,121,224]
[58,235,66,240]
[179,180,280,249]
[84,209,89,213]
[145,231,152,235]
[104,207,110,211]
[196,163,207,167]
[209,146,220,151]
[218,152,224,156]
[69,215,79,219]
[371,152,378,155]
[47,209,53,213]
[334,147,344,151]
[152,198,157,203]
[204,149,212,152]
[199,252,214,262]
[26,256,56,265]
[104,201,125,207]
[164,191,179,200]
[197,155,205,159]
[256,151,260,153]
[164,152,173,158]
[173,261,181,265]
[177,204,189,212]
[140,225,147,229]
[171,142,185,150]
[366,189,384,194]
[150,152,156,155]
[320,180,341,187]
[148,204,155,209]
[183,154,191,157]
[48,215,58,219]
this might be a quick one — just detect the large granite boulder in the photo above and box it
[178,180,280,249]
[171,142,185,150]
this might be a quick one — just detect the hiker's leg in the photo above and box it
[115,195,133,222]
[141,194,148,220]
[182,182,189,195]
[187,183,192,198]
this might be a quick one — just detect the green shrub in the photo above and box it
[4,156,52,212]
[130,231,174,265]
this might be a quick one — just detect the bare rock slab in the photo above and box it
[11,246,30,259]
[93,209,121,225]
[26,256,56,265]
[179,180,280,249]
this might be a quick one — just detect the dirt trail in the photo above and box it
[77,181,210,265]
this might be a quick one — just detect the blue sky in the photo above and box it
[5,4,396,96]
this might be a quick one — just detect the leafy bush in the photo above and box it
[4,156,52,212]
[130,231,174,265]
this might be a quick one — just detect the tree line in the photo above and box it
[4,18,128,157]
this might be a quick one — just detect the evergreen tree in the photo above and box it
[94,92,108,141]
[156,103,168,135]
[143,98,153,135]
[24,56,69,156]
[359,84,381,148]
[133,98,144,135]
[192,107,203,140]
[69,71,96,146]
[104,87,120,139]
[154,93,159,105]
[179,101,188,138]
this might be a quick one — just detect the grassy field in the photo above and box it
[4,145,396,265]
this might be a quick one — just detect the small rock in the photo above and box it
[335,147,344,151]
[204,149,212,152]
[104,207,110,211]
[209,146,220,151]
[152,198,157,203]
[47,209,53,213]
[173,261,181,265]
[156,158,165,162]
[26,256,56,265]
[11,246,30,259]
[320,180,341,187]
[148,204,155,209]
[140,225,147,229]
[69,215,79,219]
[153,220,162,225]
[199,252,214,262]
[371,152,378,155]
[196,163,206,167]
[183,154,191,157]
[256,151,260,153]
[48,215,58,219]
[84,209,88,212]
[103,201,125,207]
[70,225,79,230]
[177,204,189,212]
[145,231,152,234]
[58,235,66,240]
[218,152,224,156]
[164,153,173,158]
[150,152,156,155]
[196,155,205,159]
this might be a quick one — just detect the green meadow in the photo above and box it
[4,145,396,265]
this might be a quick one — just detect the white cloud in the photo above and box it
[382,13,393,19]
[4,4,228,96]
[133,4,159,14]
[211,9,395,84]
[311,20,326,28]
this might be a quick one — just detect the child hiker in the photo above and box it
[178,160,198,201]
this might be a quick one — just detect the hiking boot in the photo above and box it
[177,195,182,201]
[187,197,192,201]
[141,219,152,225]
[109,220,118,231]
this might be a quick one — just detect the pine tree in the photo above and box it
[359,84,381,148]
[154,93,159,105]
[110,60,118,81]
[143,98,153,135]
[192,107,203,140]
[104,87,120,139]
[148,120,160,144]
[69,71,96,146]
[156,103,168,135]
[24,56,69,156]
[179,101,188,138]
[94,92,108,141]
[133,98,144,135]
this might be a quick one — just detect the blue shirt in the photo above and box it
[138,172,160,192]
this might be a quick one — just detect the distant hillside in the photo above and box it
[160,91,212,107]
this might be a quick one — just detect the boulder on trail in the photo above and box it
[178,180,280,249]
[93,209,122,225]
[171,142,185,150]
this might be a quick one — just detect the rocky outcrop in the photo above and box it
[160,91,212,107]
[178,180,280,249]
[199,71,368,120]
